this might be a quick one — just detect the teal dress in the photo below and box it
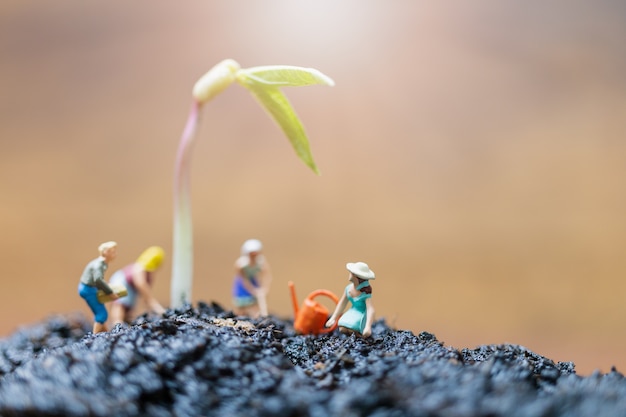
[337,282,371,333]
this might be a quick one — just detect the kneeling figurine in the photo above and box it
[109,246,166,325]
[325,261,376,338]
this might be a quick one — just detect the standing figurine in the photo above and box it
[78,241,119,334]
[325,262,376,338]
[109,246,167,325]
[232,239,272,317]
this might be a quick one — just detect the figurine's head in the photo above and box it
[241,239,263,259]
[346,262,375,282]
[98,241,118,263]
[137,246,165,272]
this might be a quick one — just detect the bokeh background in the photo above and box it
[1,1,625,375]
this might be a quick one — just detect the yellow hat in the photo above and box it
[136,246,165,272]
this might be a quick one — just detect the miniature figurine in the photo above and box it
[78,241,120,334]
[232,239,272,317]
[325,262,376,338]
[109,246,167,325]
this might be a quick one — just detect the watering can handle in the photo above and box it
[307,289,340,334]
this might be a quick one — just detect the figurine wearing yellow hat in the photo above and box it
[109,246,166,325]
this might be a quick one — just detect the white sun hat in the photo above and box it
[346,262,376,280]
[241,239,263,255]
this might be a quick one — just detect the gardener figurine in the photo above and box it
[325,262,376,338]
[232,239,272,317]
[78,241,119,334]
[109,246,167,326]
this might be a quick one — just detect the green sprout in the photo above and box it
[171,59,334,308]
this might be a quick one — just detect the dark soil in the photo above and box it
[0,303,624,416]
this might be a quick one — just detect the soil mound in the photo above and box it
[0,303,624,416]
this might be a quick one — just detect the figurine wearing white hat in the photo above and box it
[231,239,272,317]
[325,261,376,337]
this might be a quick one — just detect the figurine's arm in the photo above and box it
[325,291,348,328]
[93,263,115,295]
[257,261,273,294]
[255,262,272,316]
[362,297,375,338]
[132,266,165,315]
[236,266,259,296]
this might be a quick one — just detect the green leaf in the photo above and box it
[243,84,320,174]
[237,65,335,88]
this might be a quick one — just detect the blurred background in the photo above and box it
[1,1,625,375]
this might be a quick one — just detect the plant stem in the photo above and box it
[171,100,201,308]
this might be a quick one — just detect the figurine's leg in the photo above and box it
[247,304,261,318]
[235,303,260,318]
[124,308,133,323]
[110,303,126,326]
[79,283,109,333]
[339,326,357,336]
[93,322,108,333]
[111,277,136,323]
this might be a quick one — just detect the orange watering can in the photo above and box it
[289,281,339,335]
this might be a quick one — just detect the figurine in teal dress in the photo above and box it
[325,262,376,337]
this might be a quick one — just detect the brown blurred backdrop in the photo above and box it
[1,1,625,375]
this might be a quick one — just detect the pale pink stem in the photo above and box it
[171,100,201,308]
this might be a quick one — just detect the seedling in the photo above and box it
[171,59,334,308]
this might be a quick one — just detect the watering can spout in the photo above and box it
[288,281,299,317]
